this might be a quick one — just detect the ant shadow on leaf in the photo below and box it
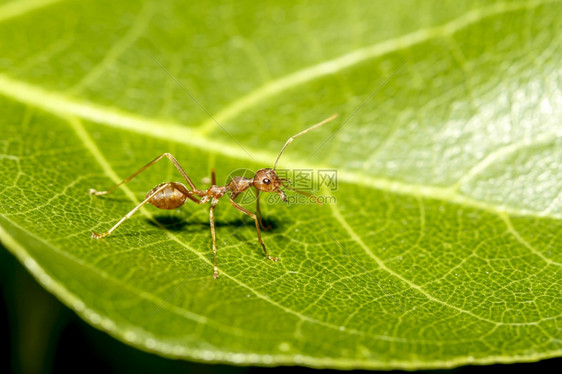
[147,213,281,233]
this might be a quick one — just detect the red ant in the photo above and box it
[89,114,337,278]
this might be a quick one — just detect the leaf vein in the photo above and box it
[67,0,155,94]
[328,200,551,326]
[500,212,562,267]
[197,0,561,134]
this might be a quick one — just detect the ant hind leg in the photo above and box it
[92,182,171,238]
[89,153,201,196]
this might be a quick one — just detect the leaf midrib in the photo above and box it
[1,71,560,221]
[1,0,561,222]
[0,0,65,23]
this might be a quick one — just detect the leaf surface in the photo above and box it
[0,0,561,369]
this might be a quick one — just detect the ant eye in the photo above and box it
[263,178,271,185]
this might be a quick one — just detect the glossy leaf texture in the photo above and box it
[0,0,561,370]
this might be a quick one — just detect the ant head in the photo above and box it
[253,168,287,201]
[251,114,338,204]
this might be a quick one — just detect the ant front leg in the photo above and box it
[230,199,278,262]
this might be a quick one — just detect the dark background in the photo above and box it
[1,246,560,374]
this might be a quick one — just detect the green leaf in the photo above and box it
[1,0,561,370]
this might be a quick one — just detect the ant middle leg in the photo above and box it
[89,153,203,196]
[230,199,278,262]
[255,190,271,230]
[209,199,219,278]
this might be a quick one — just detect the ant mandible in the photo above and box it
[89,114,338,278]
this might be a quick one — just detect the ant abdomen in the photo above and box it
[147,182,189,210]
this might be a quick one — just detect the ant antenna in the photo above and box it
[273,113,338,170]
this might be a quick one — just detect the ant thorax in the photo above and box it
[227,176,253,192]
